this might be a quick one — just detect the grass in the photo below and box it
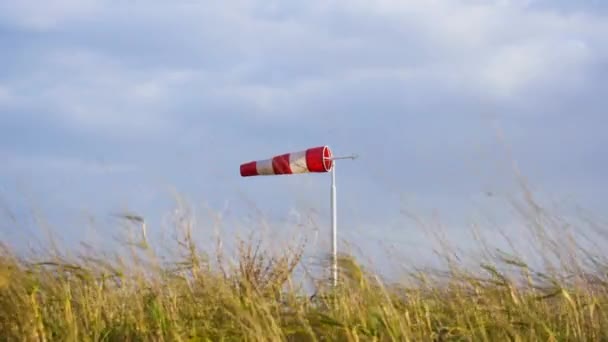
[1,191,608,341]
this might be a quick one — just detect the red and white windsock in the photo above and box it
[240,146,333,177]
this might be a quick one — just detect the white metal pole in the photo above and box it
[327,154,357,287]
[330,162,338,287]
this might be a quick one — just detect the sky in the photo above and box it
[1,0,607,268]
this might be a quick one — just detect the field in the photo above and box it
[1,188,607,341]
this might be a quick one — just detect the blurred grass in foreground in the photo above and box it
[0,189,607,342]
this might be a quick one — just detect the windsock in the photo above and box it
[240,146,333,177]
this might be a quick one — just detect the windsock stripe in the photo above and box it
[289,151,308,174]
[306,146,333,172]
[272,153,292,174]
[240,161,258,177]
[256,158,274,175]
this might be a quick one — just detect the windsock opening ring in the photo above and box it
[240,145,333,177]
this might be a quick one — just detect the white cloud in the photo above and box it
[312,1,608,98]
[480,38,593,97]
[0,85,15,106]
[0,0,102,31]
[0,150,136,175]
[5,48,201,135]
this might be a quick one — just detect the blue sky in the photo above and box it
[1,0,607,265]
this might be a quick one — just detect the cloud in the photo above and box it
[3,0,606,128]
[0,0,102,31]
[1,150,137,175]
[480,38,593,97]
[0,85,15,106]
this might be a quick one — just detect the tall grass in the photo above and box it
[1,191,607,341]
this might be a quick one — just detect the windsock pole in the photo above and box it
[331,162,337,286]
[327,154,357,287]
